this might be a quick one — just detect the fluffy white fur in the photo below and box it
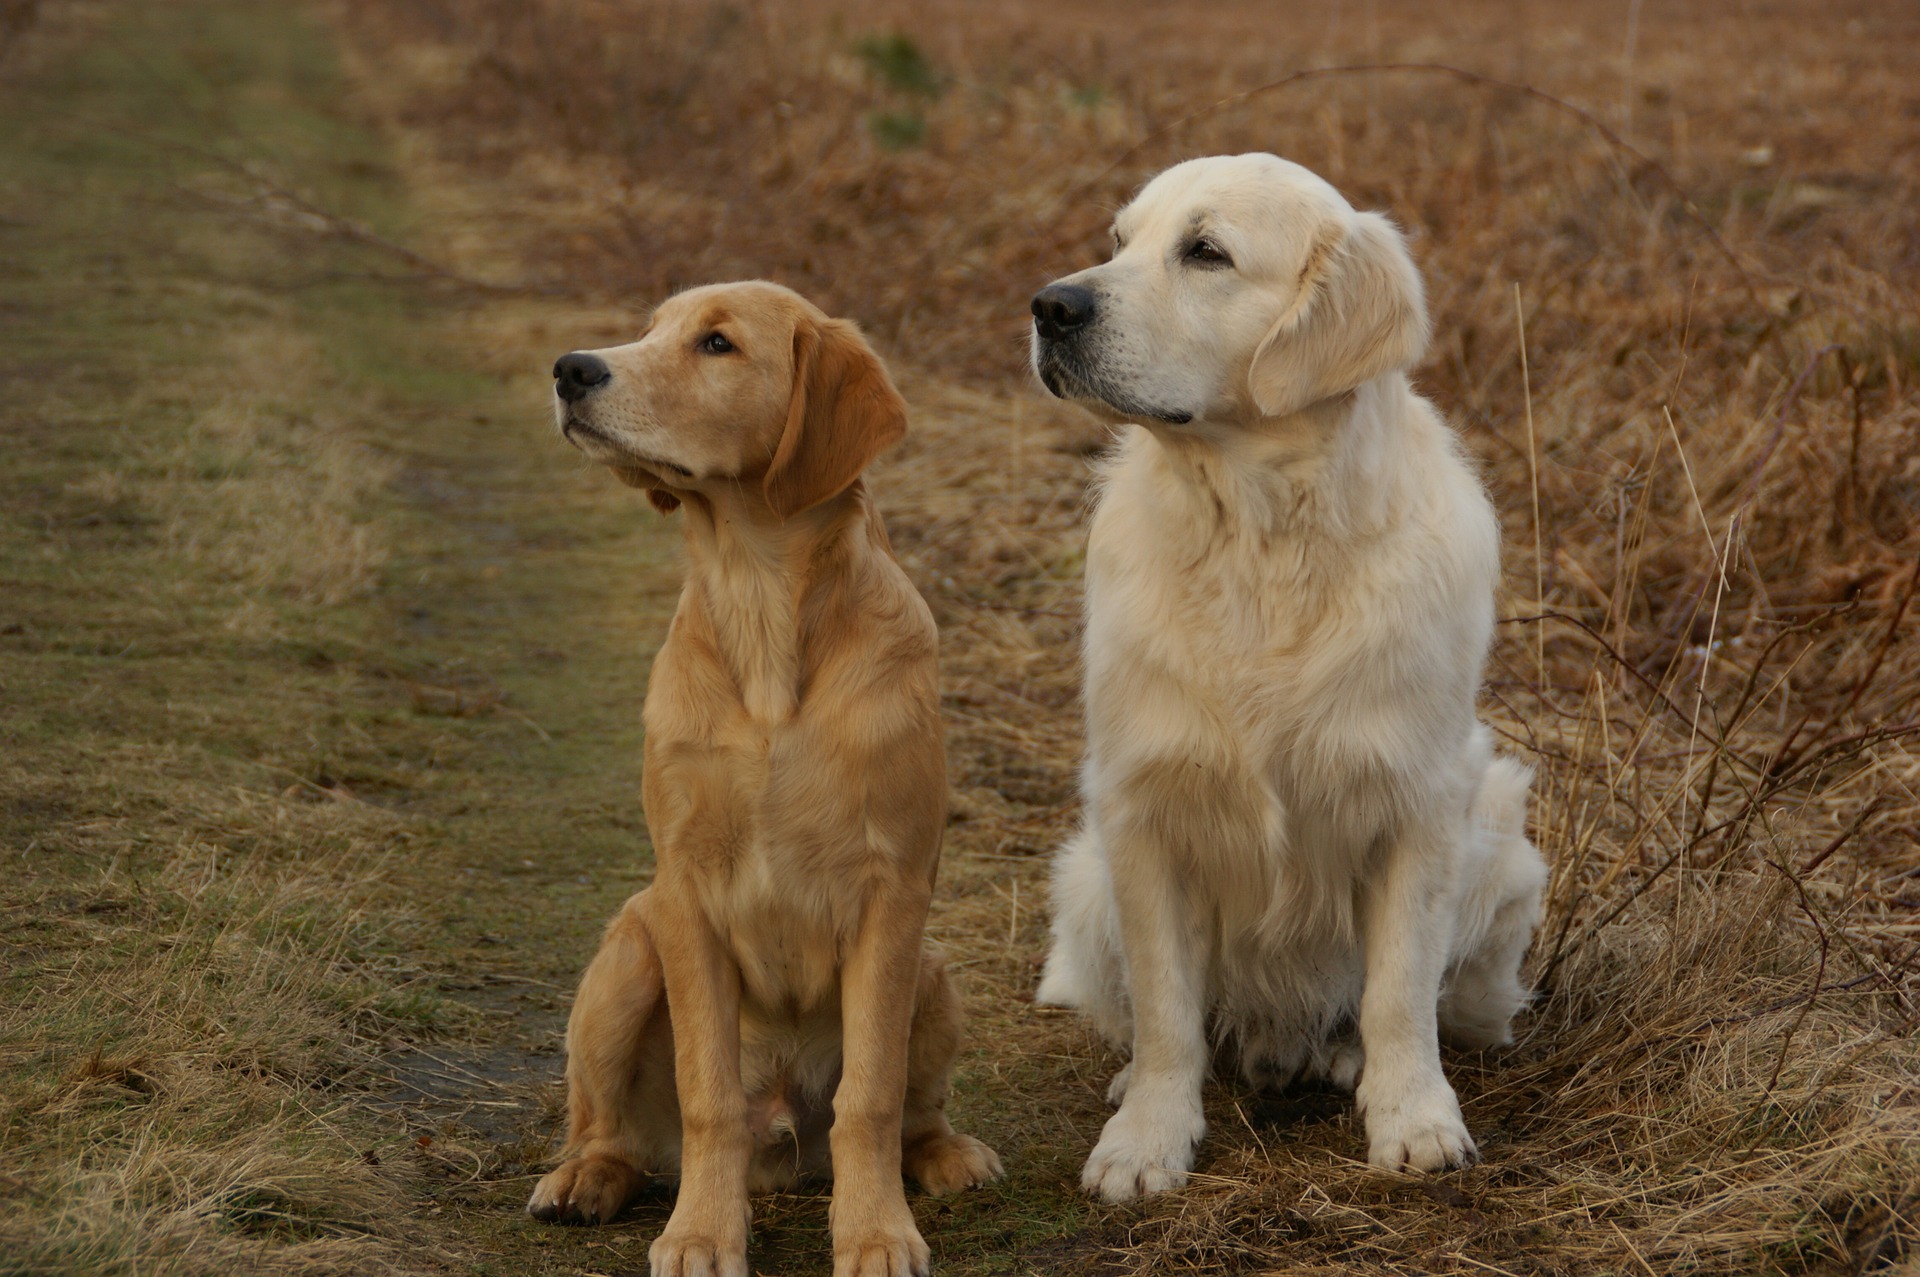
[1031,154,1548,1203]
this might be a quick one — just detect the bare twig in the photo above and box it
[1769,554,1920,778]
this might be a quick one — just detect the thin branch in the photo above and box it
[1769,554,1920,779]
[1502,610,1761,774]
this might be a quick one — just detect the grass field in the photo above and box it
[2,0,1917,1274]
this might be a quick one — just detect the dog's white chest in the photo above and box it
[1086,442,1489,832]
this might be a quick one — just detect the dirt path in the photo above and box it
[0,2,670,1271]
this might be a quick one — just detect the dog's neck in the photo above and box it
[673,483,867,724]
[1140,375,1411,542]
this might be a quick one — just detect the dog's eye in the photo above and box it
[699,332,734,354]
[1185,239,1230,266]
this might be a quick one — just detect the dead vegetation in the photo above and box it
[0,161,429,1271]
[1,830,423,1277]
[334,0,1920,1271]
[4,0,1915,1272]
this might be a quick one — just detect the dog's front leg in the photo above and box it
[830,882,933,1277]
[648,887,751,1277]
[1080,794,1210,1203]
[1355,817,1477,1173]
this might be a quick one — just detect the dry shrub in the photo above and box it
[335,0,1920,1270]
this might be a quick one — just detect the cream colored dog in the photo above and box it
[1030,154,1547,1202]
[528,281,1000,1277]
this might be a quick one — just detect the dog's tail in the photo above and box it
[1442,749,1548,1048]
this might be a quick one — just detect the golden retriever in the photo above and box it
[1029,154,1548,1201]
[527,281,1001,1277]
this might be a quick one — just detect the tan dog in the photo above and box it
[527,281,1002,1277]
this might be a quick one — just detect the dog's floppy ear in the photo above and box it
[609,464,682,515]
[764,317,907,520]
[1247,211,1429,419]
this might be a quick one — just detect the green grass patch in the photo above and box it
[868,108,928,150]
[855,32,943,98]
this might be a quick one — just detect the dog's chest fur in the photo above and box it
[639,521,944,1019]
[1095,420,1489,786]
[1082,404,1497,922]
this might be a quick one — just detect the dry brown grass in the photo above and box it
[1,832,422,1277]
[329,1,1920,1271]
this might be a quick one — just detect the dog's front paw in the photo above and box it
[650,1222,748,1277]
[905,1131,1004,1195]
[1356,1078,1478,1173]
[832,1214,930,1277]
[527,1154,640,1224]
[1080,1097,1205,1203]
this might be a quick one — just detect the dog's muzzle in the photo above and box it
[1029,304,1193,426]
[1030,282,1097,402]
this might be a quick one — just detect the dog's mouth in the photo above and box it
[1033,344,1194,426]
[559,413,695,477]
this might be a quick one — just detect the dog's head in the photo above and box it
[553,281,907,517]
[1030,153,1429,427]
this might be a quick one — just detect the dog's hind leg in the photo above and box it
[528,889,676,1225]
[1036,825,1132,1046]
[1440,757,1547,1049]
[898,949,1004,1196]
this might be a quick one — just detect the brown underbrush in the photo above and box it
[333,1,1920,1271]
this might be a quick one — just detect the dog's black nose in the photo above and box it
[553,352,612,403]
[1031,283,1096,342]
